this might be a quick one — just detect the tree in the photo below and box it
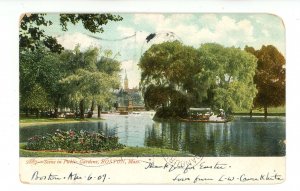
[20,13,123,53]
[199,43,258,114]
[21,84,53,117]
[139,41,258,119]
[20,46,65,117]
[139,41,202,117]
[60,46,120,119]
[19,13,123,118]
[20,44,121,119]
[245,45,286,118]
[94,55,121,117]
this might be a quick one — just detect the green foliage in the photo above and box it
[19,13,123,119]
[139,41,201,117]
[19,14,63,52]
[139,41,257,117]
[21,84,53,111]
[59,14,123,33]
[143,85,171,109]
[26,129,124,152]
[97,56,121,76]
[140,41,201,87]
[20,48,63,112]
[199,43,258,113]
[245,45,285,110]
[20,13,123,53]
[20,44,121,118]
[59,46,121,117]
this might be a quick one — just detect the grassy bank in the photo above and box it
[20,117,103,127]
[233,112,285,116]
[233,106,285,116]
[152,106,286,122]
[20,144,193,157]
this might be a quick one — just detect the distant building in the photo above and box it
[124,70,129,91]
[115,71,144,112]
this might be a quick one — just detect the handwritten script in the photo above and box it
[143,157,284,183]
[21,157,285,184]
[31,171,109,182]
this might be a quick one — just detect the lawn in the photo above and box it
[233,106,285,116]
[20,143,193,157]
[19,117,103,127]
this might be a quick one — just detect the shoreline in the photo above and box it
[19,145,194,157]
[20,118,103,127]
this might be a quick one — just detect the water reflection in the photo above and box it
[144,117,285,156]
[20,115,285,156]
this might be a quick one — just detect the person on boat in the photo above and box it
[217,109,225,119]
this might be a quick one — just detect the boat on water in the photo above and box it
[179,108,231,123]
[119,111,129,115]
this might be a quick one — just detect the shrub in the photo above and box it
[26,129,125,152]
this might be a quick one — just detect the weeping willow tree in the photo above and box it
[199,43,258,114]
[60,46,120,119]
[139,40,202,117]
[139,41,258,118]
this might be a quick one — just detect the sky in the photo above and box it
[41,13,285,88]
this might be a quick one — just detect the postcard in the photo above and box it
[19,13,285,184]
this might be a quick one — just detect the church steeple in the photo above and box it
[124,70,129,90]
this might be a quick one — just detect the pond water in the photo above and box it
[20,113,285,156]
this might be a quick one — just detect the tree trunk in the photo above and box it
[97,104,102,118]
[75,107,79,118]
[88,100,95,118]
[54,107,59,118]
[25,108,29,117]
[79,100,85,119]
[52,97,60,118]
[264,105,268,119]
[250,109,253,118]
[35,109,39,118]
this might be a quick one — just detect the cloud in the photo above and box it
[169,14,195,23]
[262,29,270,37]
[117,26,135,36]
[214,16,255,44]
[116,26,149,45]
[134,14,166,26]
[115,26,152,60]
[121,59,135,71]
[56,32,101,50]
[199,14,218,28]
[133,14,256,48]
[246,14,285,54]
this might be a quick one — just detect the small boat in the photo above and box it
[119,111,129,115]
[132,112,141,115]
[178,108,231,123]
